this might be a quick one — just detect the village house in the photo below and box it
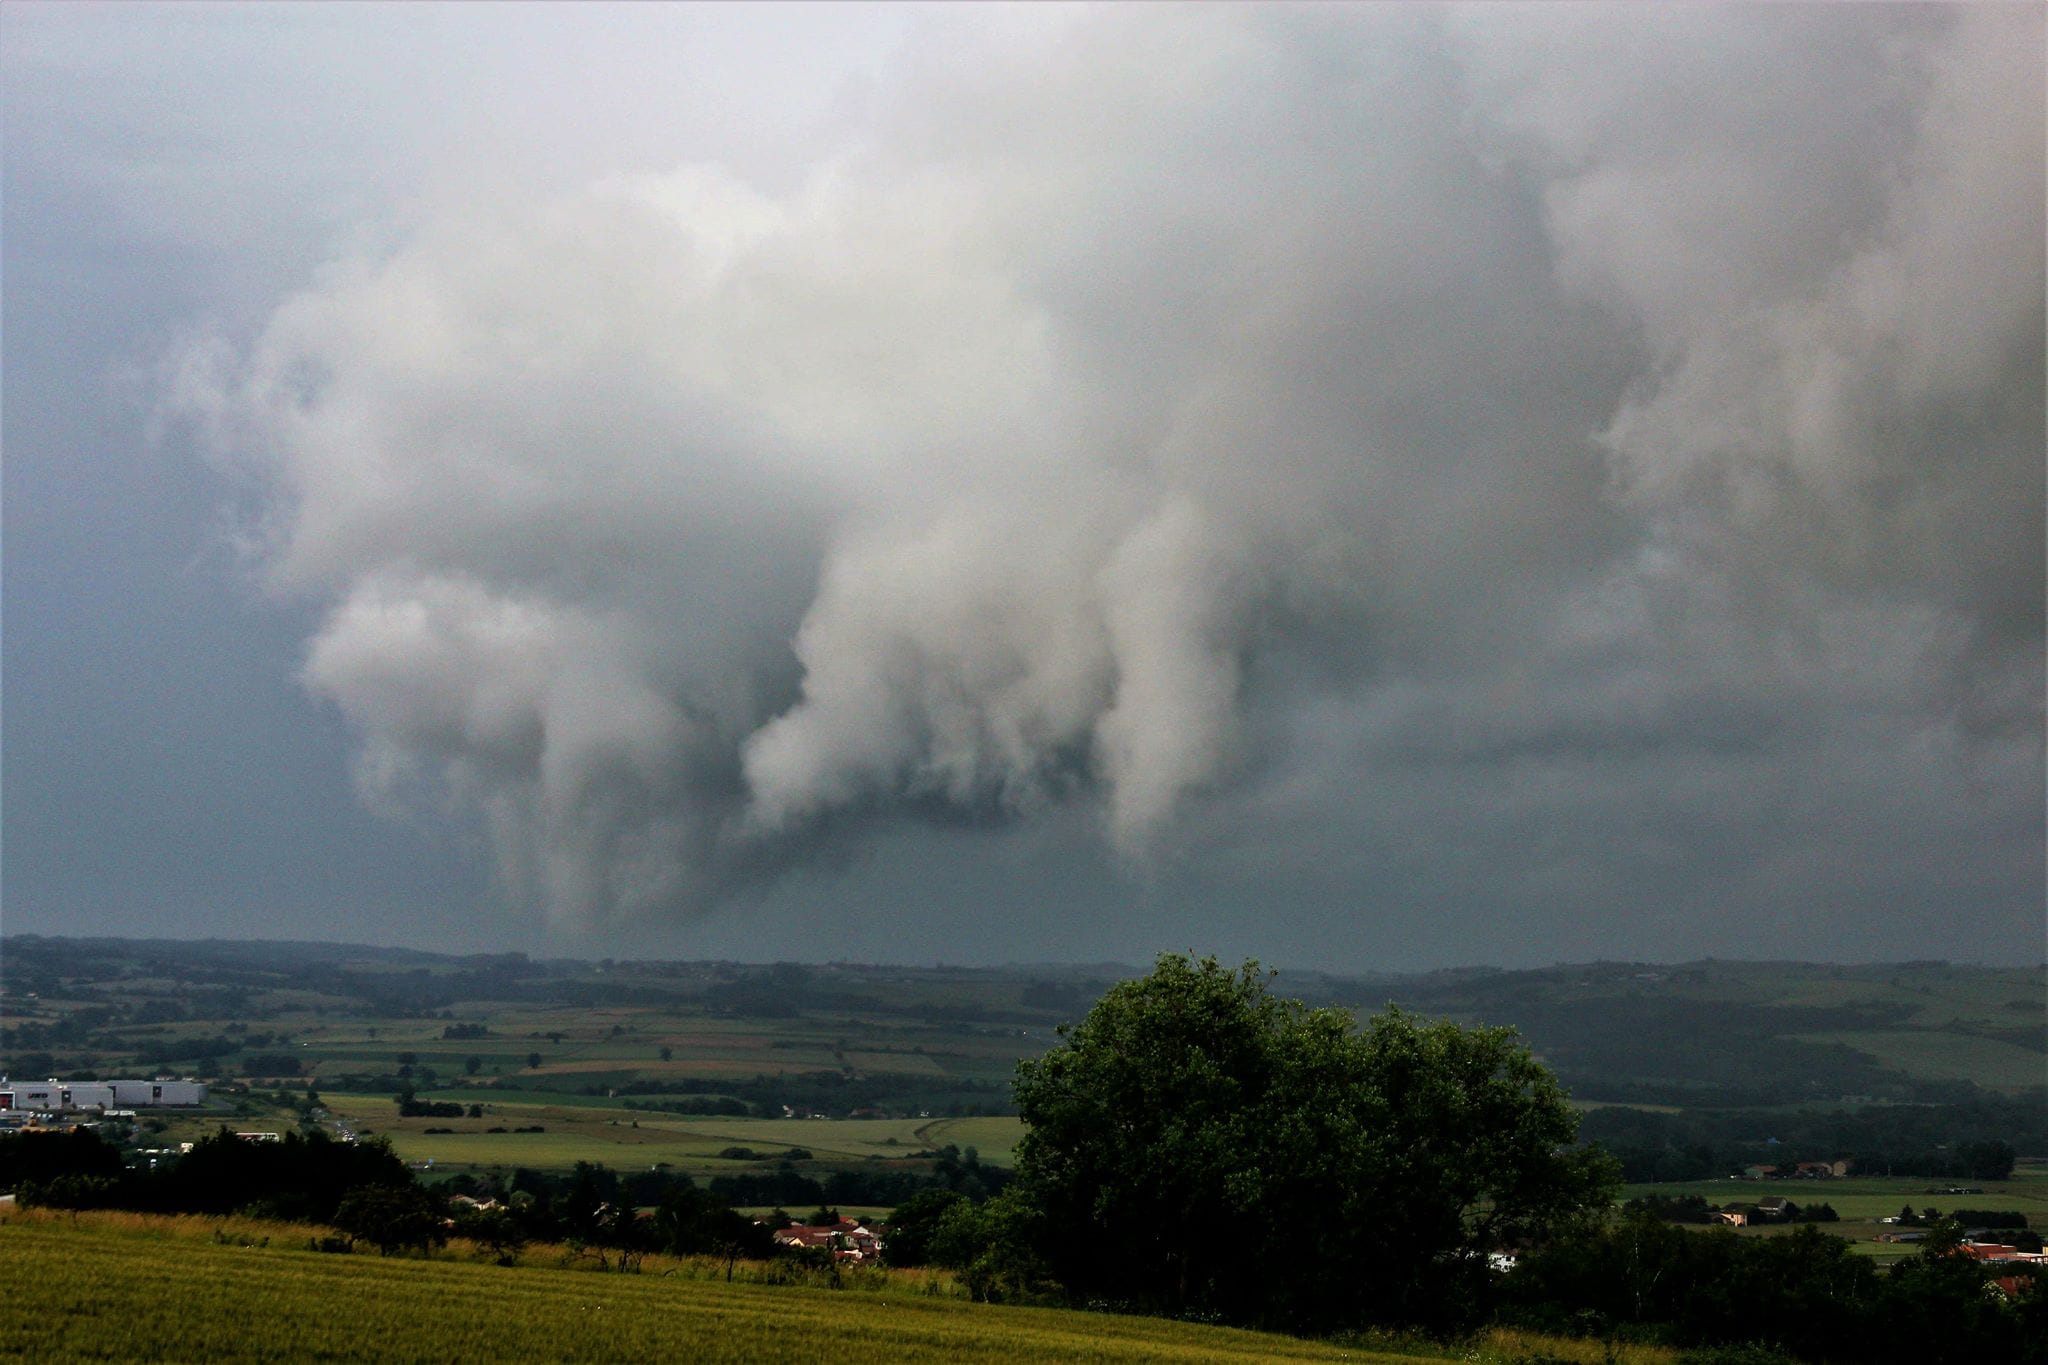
[771,1216,883,1262]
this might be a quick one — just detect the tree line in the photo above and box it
[0,1128,789,1265]
[1580,1096,2032,1183]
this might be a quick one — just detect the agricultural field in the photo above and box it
[3,937,2039,1201]
[1323,958,2045,1108]
[0,1209,1679,1364]
[1792,1028,2047,1093]
[1621,1159,2048,1265]
[324,1089,1024,1178]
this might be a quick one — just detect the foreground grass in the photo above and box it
[0,1211,1385,1363]
[0,1209,1679,1364]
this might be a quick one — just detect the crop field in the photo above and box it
[321,1088,1024,1176]
[1791,1029,2047,1092]
[1622,1165,2048,1222]
[0,1211,1679,1364]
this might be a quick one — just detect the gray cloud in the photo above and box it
[158,4,2041,953]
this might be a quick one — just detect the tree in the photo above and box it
[652,1186,773,1266]
[464,1055,483,1076]
[1959,1139,2017,1181]
[526,1052,542,1070]
[0,1128,125,1194]
[881,1188,968,1267]
[333,1183,448,1257]
[1005,954,1615,1333]
[453,1204,527,1265]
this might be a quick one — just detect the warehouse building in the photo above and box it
[0,1078,207,1112]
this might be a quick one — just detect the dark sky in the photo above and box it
[3,3,2041,969]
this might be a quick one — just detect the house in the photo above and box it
[1961,1243,2021,1259]
[772,1217,883,1262]
[1956,1242,2047,1265]
[1712,1210,1748,1227]
[1742,1164,1780,1180]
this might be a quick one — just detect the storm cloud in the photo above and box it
[153,4,2041,953]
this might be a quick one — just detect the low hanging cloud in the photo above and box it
[172,4,2043,931]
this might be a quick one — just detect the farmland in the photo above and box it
[0,1209,1677,1364]
[1621,1158,2048,1264]
[1,939,2040,1362]
[3,939,2040,1199]
[327,1097,1025,1179]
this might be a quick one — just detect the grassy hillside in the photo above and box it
[0,1210,1674,1364]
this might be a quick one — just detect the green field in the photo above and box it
[1620,1162,2048,1264]
[1793,1029,2048,1092]
[322,1089,1025,1175]
[1623,1165,2048,1222]
[0,1211,1676,1364]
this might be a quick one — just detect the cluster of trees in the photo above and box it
[1581,1098,2033,1183]
[1,1127,414,1225]
[885,955,2043,1362]
[431,1162,775,1266]
[700,1140,1004,1210]
[1507,1215,2046,1360]
[885,956,1616,1334]
[0,1128,782,1267]
[394,1090,474,1119]
[1626,1192,1840,1224]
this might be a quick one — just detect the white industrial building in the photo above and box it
[0,1078,207,1112]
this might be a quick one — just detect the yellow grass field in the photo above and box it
[0,1210,1679,1364]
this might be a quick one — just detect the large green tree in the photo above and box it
[1005,954,1615,1332]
